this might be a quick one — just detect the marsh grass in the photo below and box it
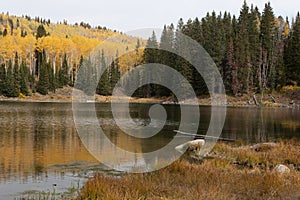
[16,181,81,200]
[80,139,300,200]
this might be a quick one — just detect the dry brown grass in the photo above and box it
[79,140,300,200]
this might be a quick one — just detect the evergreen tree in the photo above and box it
[5,60,19,97]
[248,5,261,92]
[231,15,239,95]
[58,54,69,87]
[36,54,50,95]
[77,60,94,96]
[110,53,121,93]
[75,55,85,90]
[0,64,6,95]
[260,2,276,90]
[20,61,29,95]
[2,28,7,37]
[29,70,35,92]
[236,1,251,93]
[158,24,175,96]
[35,25,47,76]
[36,25,47,39]
[97,50,111,95]
[13,53,20,95]
[272,16,286,89]
[222,13,236,94]
[284,12,300,85]
[142,31,158,97]
[135,39,140,54]
[174,19,195,97]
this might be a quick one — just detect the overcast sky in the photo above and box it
[1,0,299,32]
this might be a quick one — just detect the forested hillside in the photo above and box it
[0,13,143,97]
[0,1,300,99]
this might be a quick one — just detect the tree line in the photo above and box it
[132,1,300,98]
[0,13,134,97]
[0,1,299,98]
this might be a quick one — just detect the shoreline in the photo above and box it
[0,86,299,108]
[0,95,298,109]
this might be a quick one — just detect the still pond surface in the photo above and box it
[0,102,299,199]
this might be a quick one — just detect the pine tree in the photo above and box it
[36,54,50,95]
[236,1,251,94]
[260,2,276,90]
[0,64,6,95]
[2,28,7,37]
[284,12,300,85]
[20,61,29,95]
[58,54,69,87]
[135,39,140,54]
[29,70,35,92]
[97,50,111,95]
[222,13,236,94]
[35,25,47,76]
[75,55,85,90]
[110,53,121,94]
[157,25,175,96]
[76,59,90,95]
[5,60,19,97]
[13,53,20,95]
[248,6,261,92]
[231,15,239,95]
[142,31,158,97]
[224,38,237,94]
[272,16,286,90]
[187,18,208,95]
[36,25,47,39]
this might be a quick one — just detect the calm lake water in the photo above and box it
[0,101,299,199]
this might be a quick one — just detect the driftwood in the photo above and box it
[269,95,276,103]
[250,142,279,152]
[174,130,235,142]
[253,95,259,106]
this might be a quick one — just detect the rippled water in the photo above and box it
[0,102,299,199]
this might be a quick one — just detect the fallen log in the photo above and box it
[174,130,235,142]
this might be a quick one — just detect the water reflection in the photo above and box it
[0,102,97,184]
[222,107,300,142]
[0,102,299,197]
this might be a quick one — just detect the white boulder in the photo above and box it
[175,139,205,155]
[273,164,290,174]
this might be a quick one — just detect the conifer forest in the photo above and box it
[0,1,299,98]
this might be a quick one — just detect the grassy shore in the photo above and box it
[79,139,300,200]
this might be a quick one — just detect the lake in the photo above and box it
[0,102,299,199]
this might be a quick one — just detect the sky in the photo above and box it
[0,0,299,33]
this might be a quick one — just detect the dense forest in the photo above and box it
[0,1,299,98]
[0,12,142,97]
[134,1,300,98]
